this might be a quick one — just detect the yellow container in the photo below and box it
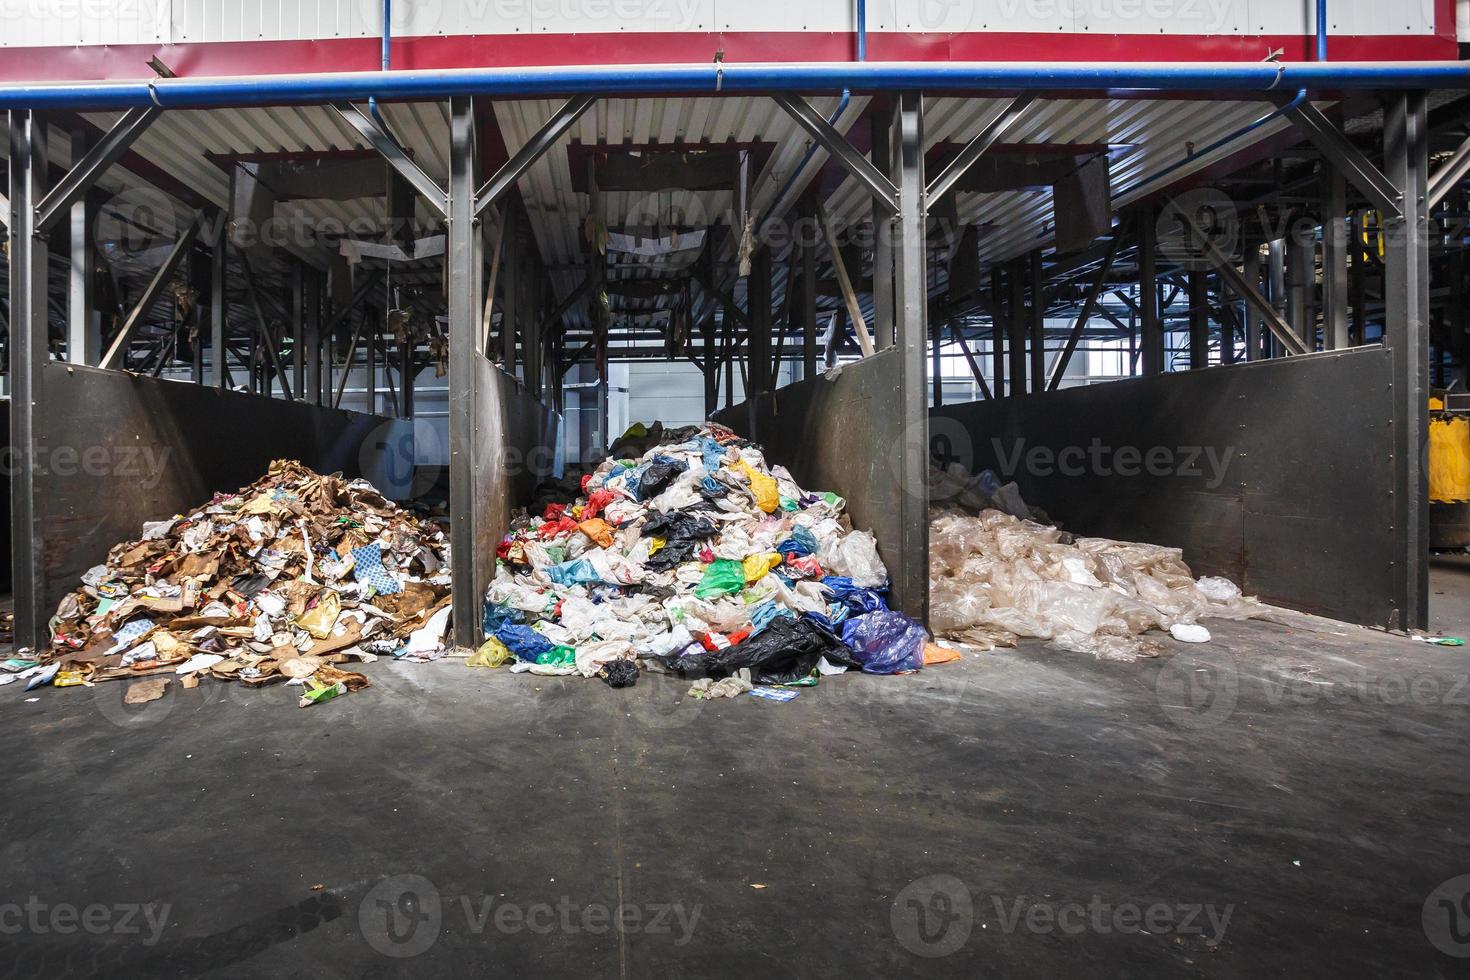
[1429,415,1470,503]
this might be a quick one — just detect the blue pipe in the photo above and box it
[3,62,1466,110]
[1316,0,1328,62]
[368,0,391,130]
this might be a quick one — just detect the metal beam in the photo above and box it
[234,247,297,400]
[925,93,1036,204]
[210,222,226,388]
[1175,211,1309,355]
[949,320,993,399]
[1383,90,1430,630]
[816,203,875,356]
[800,196,818,379]
[773,93,900,214]
[1285,102,1403,219]
[1048,237,1119,390]
[1138,207,1163,375]
[67,127,100,366]
[35,105,159,234]
[9,110,49,650]
[1427,128,1470,210]
[473,94,596,217]
[99,212,204,371]
[1322,167,1349,350]
[448,95,483,645]
[332,101,449,217]
[891,90,929,623]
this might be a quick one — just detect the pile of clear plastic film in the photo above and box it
[929,502,1264,662]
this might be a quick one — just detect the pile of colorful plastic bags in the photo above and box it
[480,422,932,688]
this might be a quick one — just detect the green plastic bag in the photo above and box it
[536,645,577,667]
[695,559,746,599]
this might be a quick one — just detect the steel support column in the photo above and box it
[1188,270,1209,369]
[1243,245,1263,360]
[1383,90,1430,630]
[1007,259,1027,392]
[871,111,895,349]
[800,195,818,378]
[1323,168,1350,350]
[448,96,483,645]
[990,267,1006,396]
[67,128,100,366]
[1138,207,1163,375]
[305,269,322,404]
[1029,249,1045,392]
[210,224,226,387]
[891,91,929,622]
[9,110,48,651]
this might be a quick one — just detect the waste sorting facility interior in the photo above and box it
[1,1,1464,650]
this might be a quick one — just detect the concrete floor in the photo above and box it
[1430,551,1470,639]
[1,606,1468,978]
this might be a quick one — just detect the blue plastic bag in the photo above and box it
[840,610,926,674]
[777,526,818,558]
[821,576,890,614]
[496,623,555,663]
[749,599,796,636]
[482,601,524,636]
[549,557,602,587]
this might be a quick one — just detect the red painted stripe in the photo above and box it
[1437,0,1459,45]
[0,31,1453,83]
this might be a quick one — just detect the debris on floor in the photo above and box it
[929,464,1264,662]
[485,422,931,689]
[35,460,452,701]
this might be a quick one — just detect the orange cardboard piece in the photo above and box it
[923,643,961,666]
[123,678,169,704]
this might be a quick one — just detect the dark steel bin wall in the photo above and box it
[712,348,925,617]
[930,347,1403,627]
[468,355,561,626]
[29,362,410,619]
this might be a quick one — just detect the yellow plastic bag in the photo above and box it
[742,552,782,583]
[737,461,779,513]
[467,636,513,668]
[295,590,341,639]
[1430,416,1470,503]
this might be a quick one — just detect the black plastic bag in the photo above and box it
[636,455,688,500]
[672,617,859,683]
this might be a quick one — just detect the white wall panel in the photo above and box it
[4,0,1435,47]
[1076,0,1246,37]
[882,0,1070,34]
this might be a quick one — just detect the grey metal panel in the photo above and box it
[930,347,1402,628]
[30,362,409,622]
[471,355,563,630]
[712,348,926,619]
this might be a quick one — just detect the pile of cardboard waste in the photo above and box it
[476,422,948,695]
[20,460,453,705]
[928,463,1264,661]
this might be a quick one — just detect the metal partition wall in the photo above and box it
[932,348,1405,628]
